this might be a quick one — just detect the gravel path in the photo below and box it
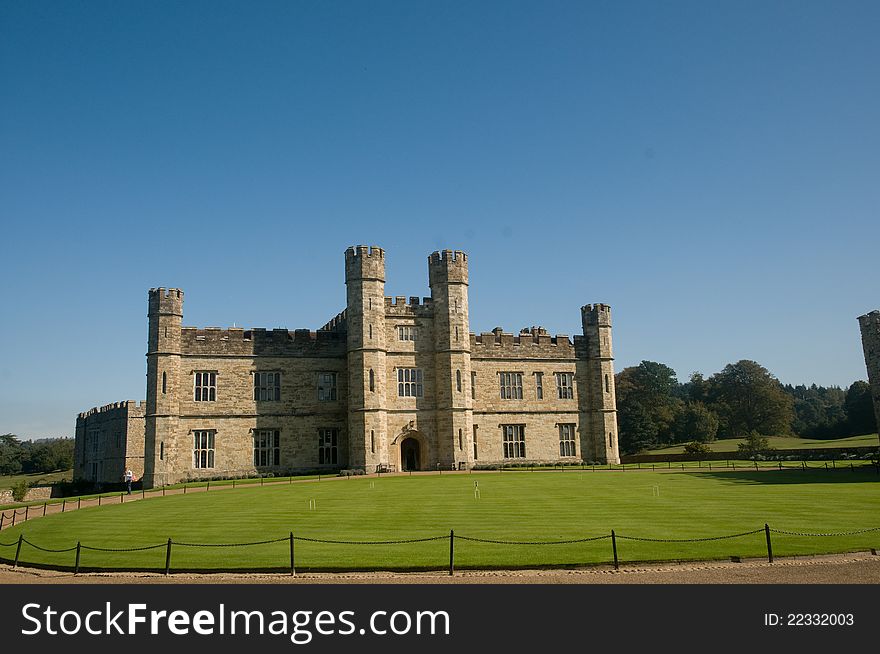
[2,552,878,584]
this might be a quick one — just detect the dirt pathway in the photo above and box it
[2,551,878,584]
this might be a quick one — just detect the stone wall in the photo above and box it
[858,310,880,433]
[0,486,54,505]
[74,401,145,484]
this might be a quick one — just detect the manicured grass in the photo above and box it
[2,468,879,572]
[0,470,71,491]
[645,434,879,455]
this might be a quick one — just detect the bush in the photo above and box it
[683,441,712,458]
[11,479,31,502]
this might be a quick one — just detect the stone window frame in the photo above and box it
[193,429,216,469]
[194,371,217,402]
[499,372,523,400]
[253,428,281,467]
[318,427,339,465]
[397,367,424,397]
[317,372,338,401]
[555,372,574,400]
[253,371,282,402]
[397,325,418,341]
[473,425,478,460]
[535,372,544,400]
[501,424,526,458]
[558,423,577,457]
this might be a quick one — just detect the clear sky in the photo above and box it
[1,1,878,438]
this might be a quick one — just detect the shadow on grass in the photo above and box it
[686,466,880,486]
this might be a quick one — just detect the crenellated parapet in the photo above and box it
[428,249,468,286]
[319,309,348,333]
[180,326,346,356]
[78,400,146,421]
[148,287,183,317]
[385,296,434,316]
[470,329,575,358]
[344,245,385,282]
[581,303,611,327]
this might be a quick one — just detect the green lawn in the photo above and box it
[1,468,879,572]
[645,434,879,455]
[0,470,71,491]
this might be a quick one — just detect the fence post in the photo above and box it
[449,530,455,576]
[261,477,264,486]
[754,461,758,471]
[14,534,24,568]
[142,488,146,499]
[78,497,81,510]
[764,523,773,563]
[184,485,187,494]
[163,486,166,497]
[98,495,102,507]
[25,505,29,521]
[62,500,66,513]
[121,492,124,503]
[0,512,4,530]
[290,532,296,577]
[165,538,173,576]
[207,481,210,492]
[11,510,16,527]
[75,542,82,575]
[43,502,47,517]
[611,530,619,570]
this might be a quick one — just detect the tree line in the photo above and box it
[0,434,74,476]
[616,360,877,455]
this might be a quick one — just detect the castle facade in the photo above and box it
[858,310,880,435]
[77,246,620,488]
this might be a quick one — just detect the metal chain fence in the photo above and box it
[1,523,877,576]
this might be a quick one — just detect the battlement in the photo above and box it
[858,309,880,326]
[148,287,183,316]
[319,309,348,332]
[428,249,469,286]
[78,400,145,421]
[471,329,575,358]
[384,296,434,315]
[581,303,612,327]
[344,245,385,282]
[180,326,346,356]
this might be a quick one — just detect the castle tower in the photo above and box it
[858,310,880,440]
[580,304,620,464]
[429,250,473,468]
[143,288,183,488]
[345,246,388,471]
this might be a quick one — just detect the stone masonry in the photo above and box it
[73,401,145,484]
[858,310,880,436]
[76,246,620,488]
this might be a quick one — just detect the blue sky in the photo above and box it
[1,1,878,438]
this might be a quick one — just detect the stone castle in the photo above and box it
[858,310,880,436]
[75,246,620,488]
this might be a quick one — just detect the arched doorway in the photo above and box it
[401,437,421,471]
